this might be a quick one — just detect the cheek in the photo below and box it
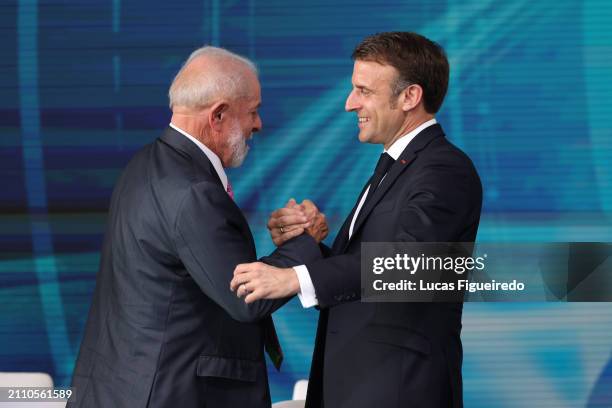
[242,117,253,131]
[366,102,380,118]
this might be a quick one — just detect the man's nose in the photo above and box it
[345,90,358,112]
[253,114,262,133]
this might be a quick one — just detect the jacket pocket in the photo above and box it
[365,324,431,356]
[196,355,259,382]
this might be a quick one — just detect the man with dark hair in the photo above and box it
[351,31,449,114]
[232,32,482,407]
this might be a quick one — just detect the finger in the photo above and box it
[269,214,308,229]
[234,262,261,276]
[274,227,304,246]
[239,281,255,298]
[230,277,241,292]
[282,214,309,226]
[279,223,306,233]
[301,199,319,212]
[244,288,266,304]
[270,207,304,219]
[304,210,318,222]
[236,283,246,298]
[271,207,306,220]
[269,208,301,230]
[312,212,326,224]
[267,215,278,230]
[230,272,252,291]
[286,198,298,208]
[232,272,257,293]
[231,269,259,291]
[281,228,304,241]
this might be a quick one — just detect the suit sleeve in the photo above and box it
[262,234,323,268]
[174,181,322,322]
[306,151,482,308]
[319,243,333,257]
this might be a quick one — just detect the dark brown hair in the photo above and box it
[352,32,449,113]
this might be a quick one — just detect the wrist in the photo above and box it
[286,268,300,295]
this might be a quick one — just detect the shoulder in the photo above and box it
[424,136,474,166]
[414,135,480,181]
[405,136,481,198]
[114,136,225,217]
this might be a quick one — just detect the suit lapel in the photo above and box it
[159,127,224,187]
[158,127,252,240]
[342,124,445,252]
[331,182,371,254]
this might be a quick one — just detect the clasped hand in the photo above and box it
[230,198,328,303]
[267,198,329,246]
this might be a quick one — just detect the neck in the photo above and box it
[171,112,209,144]
[383,112,434,150]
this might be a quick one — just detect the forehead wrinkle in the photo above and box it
[354,60,399,91]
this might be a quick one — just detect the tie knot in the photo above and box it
[374,153,395,175]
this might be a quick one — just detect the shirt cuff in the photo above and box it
[294,265,318,308]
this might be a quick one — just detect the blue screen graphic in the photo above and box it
[1,1,611,406]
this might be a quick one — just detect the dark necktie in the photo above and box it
[363,152,395,206]
[264,317,283,370]
[354,152,395,227]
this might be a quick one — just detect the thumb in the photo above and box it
[286,198,297,208]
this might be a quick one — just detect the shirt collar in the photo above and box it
[169,123,228,191]
[384,118,437,160]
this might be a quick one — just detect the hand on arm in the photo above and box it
[230,262,300,303]
[232,200,326,305]
[175,182,290,322]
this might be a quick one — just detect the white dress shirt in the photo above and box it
[169,123,230,194]
[295,118,438,308]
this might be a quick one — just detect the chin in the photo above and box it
[358,132,375,144]
[229,148,249,168]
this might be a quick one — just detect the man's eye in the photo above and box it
[359,89,371,96]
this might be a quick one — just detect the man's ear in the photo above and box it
[209,102,230,131]
[400,84,423,112]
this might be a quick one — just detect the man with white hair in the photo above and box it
[68,46,326,408]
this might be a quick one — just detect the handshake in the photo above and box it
[267,198,329,246]
[230,198,328,303]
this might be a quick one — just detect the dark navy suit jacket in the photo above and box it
[305,124,483,408]
[69,127,321,408]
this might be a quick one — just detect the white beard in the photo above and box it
[227,120,250,168]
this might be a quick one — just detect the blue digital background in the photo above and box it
[1,1,611,406]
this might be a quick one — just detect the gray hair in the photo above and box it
[168,46,258,109]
